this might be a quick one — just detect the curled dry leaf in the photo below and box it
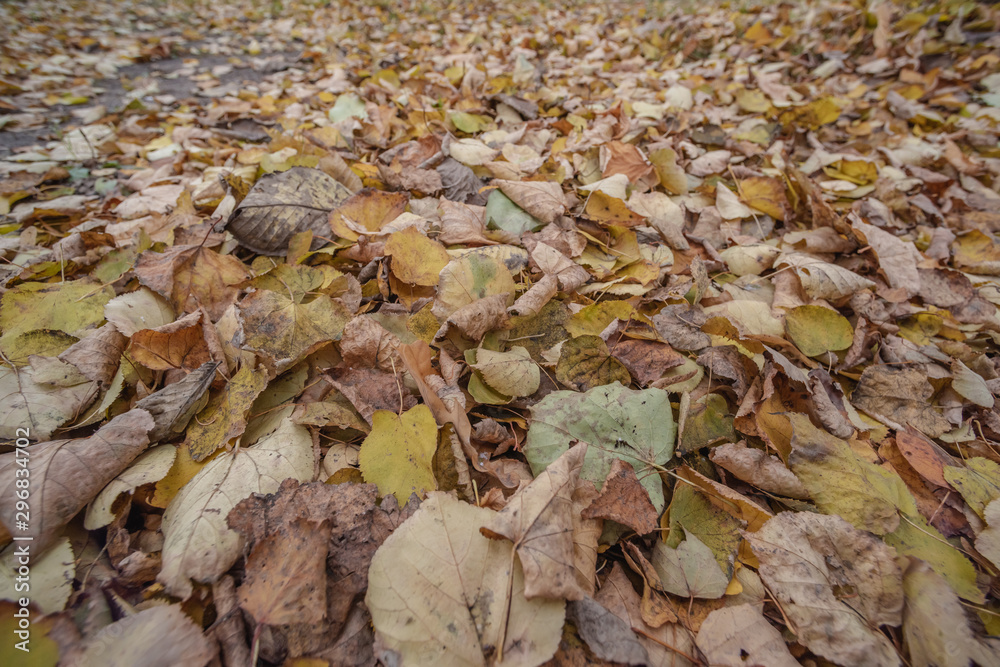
[58,323,126,386]
[481,443,597,600]
[709,441,810,499]
[775,252,876,301]
[134,360,218,443]
[496,179,567,224]
[84,444,176,529]
[0,408,154,552]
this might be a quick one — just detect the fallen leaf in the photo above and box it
[129,311,215,372]
[852,365,951,437]
[709,441,809,499]
[470,346,540,398]
[158,408,314,598]
[784,305,854,357]
[135,244,250,321]
[651,529,730,599]
[485,188,543,237]
[366,492,565,667]
[556,335,631,391]
[77,605,215,667]
[184,361,269,461]
[227,166,352,254]
[0,363,97,440]
[103,287,176,336]
[594,563,696,667]
[581,458,659,535]
[567,596,649,666]
[240,264,351,371]
[0,537,74,615]
[433,245,527,320]
[482,443,595,600]
[943,457,1000,521]
[695,603,799,667]
[135,361,218,443]
[902,561,1000,667]
[747,512,903,667]
[0,409,154,551]
[84,445,175,529]
[358,404,438,504]
[775,252,876,301]
[385,226,451,287]
[525,383,675,514]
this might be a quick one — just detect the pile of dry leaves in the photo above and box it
[1,0,1000,665]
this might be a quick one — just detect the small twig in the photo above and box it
[631,627,704,665]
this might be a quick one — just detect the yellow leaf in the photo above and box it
[738,177,788,220]
[359,405,439,504]
[385,226,450,286]
[744,21,772,46]
[784,305,853,357]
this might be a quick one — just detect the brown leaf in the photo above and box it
[709,440,810,499]
[339,315,402,372]
[509,273,559,317]
[496,179,567,223]
[58,323,126,386]
[610,338,684,386]
[227,167,352,254]
[852,365,951,437]
[581,458,659,535]
[433,292,511,341]
[437,157,483,204]
[894,428,957,489]
[697,345,755,397]
[135,361,218,443]
[238,518,331,626]
[567,597,649,666]
[747,512,903,667]
[327,366,416,424]
[0,409,154,551]
[129,311,214,372]
[594,563,697,667]
[695,604,799,667]
[481,443,596,600]
[438,199,494,246]
[652,304,710,351]
[135,244,250,321]
[77,604,216,667]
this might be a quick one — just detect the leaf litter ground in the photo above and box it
[1,0,1000,665]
